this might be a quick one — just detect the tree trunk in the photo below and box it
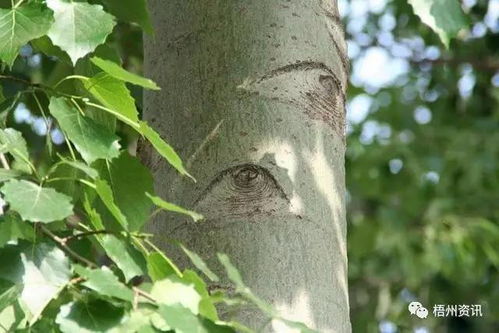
[143,0,350,331]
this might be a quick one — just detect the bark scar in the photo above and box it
[194,164,290,219]
[238,61,346,137]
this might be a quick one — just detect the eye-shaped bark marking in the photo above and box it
[238,61,346,137]
[194,164,290,220]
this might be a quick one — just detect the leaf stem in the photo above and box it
[32,92,53,156]
[53,75,89,89]
[62,132,77,161]
[84,102,140,130]
[14,0,24,9]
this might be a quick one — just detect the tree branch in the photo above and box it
[39,224,97,268]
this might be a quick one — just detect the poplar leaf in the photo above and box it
[0,3,54,67]
[146,193,202,222]
[84,73,139,124]
[56,299,125,333]
[0,169,21,183]
[99,235,146,282]
[179,245,219,282]
[49,97,120,164]
[91,57,160,90]
[147,252,182,281]
[408,0,467,47]
[74,265,134,302]
[0,244,71,324]
[139,122,193,180]
[0,212,34,248]
[150,278,201,314]
[98,153,153,232]
[0,128,31,174]
[94,179,128,230]
[47,0,116,64]
[103,0,153,34]
[1,180,73,223]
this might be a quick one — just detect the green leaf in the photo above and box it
[94,179,128,230]
[150,277,200,314]
[146,252,182,281]
[0,299,24,331]
[21,244,72,323]
[119,306,159,333]
[0,281,20,314]
[56,299,125,333]
[157,305,235,333]
[83,193,104,230]
[0,128,31,174]
[1,179,73,223]
[99,235,146,282]
[49,97,120,164]
[139,122,193,179]
[0,168,21,183]
[102,0,153,34]
[31,36,72,64]
[279,319,318,333]
[217,254,315,332]
[181,270,218,321]
[408,0,467,47]
[0,244,72,324]
[0,3,54,67]
[73,265,134,302]
[156,304,202,333]
[91,57,160,90]
[0,86,4,104]
[217,253,275,316]
[217,254,246,292]
[46,0,116,64]
[98,153,153,232]
[0,212,34,248]
[179,245,219,282]
[147,193,202,222]
[84,73,139,124]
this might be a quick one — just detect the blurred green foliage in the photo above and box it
[344,0,499,331]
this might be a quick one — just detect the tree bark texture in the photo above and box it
[143,1,350,331]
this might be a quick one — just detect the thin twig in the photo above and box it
[0,75,84,100]
[0,74,35,86]
[62,230,117,243]
[70,277,84,284]
[0,154,10,170]
[132,286,157,303]
[39,224,97,268]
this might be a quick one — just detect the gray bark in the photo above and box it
[143,0,350,331]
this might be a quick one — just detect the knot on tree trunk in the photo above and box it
[194,164,290,220]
